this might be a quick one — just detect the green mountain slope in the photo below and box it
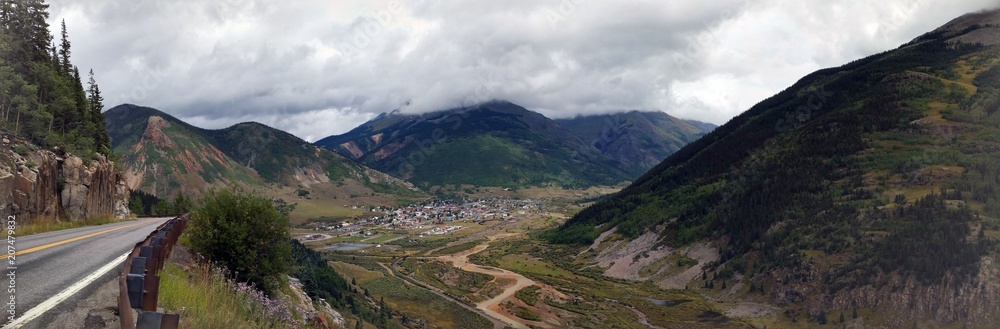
[552,9,1000,325]
[106,104,414,198]
[105,104,260,197]
[555,111,714,176]
[316,101,633,188]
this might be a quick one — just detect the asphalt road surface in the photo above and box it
[1,217,173,329]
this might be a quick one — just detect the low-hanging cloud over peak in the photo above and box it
[49,0,997,141]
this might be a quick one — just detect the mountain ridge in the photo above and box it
[105,104,415,198]
[317,101,713,187]
[316,101,633,188]
[554,110,714,177]
[552,8,1000,326]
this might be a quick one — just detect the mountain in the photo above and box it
[105,104,414,198]
[682,119,718,133]
[554,111,714,177]
[551,9,1000,326]
[316,101,633,188]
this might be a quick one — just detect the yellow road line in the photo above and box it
[14,220,153,256]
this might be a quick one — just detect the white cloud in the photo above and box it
[47,0,998,141]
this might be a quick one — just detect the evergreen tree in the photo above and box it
[58,19,70,72]
[0,1,110,156]
[172,192,193,214]
[152,200,172,215]
[86,69,109,152]
[129,194,144,216]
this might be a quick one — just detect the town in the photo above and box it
[300,198,546,237]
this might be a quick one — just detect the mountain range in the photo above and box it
[555,111,712,177]
[315,101,713,188]
[104,104,413,199]
[552,8,1000,325]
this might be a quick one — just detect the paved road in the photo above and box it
[1,217,173,329]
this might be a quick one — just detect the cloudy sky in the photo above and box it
[48,0,998,141]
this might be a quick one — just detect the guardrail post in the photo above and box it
[140,274,160,311]
[119,217,188,329]
[125,274,145,309]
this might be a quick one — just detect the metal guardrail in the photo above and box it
[118,216,187,329]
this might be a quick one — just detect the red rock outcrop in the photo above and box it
[0,134,130,223]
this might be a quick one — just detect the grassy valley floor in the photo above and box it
[307,189,998,329]
[310,194,760,329]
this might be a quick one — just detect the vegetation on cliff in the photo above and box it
[0,1,109,157]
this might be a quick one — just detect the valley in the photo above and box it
[2,2,999,329]
[297,193,812,329]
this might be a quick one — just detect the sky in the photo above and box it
[47,0,999,142]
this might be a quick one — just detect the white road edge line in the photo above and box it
[2,251,131,329]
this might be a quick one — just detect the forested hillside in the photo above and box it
[316,101,633,188]
[0,0,109,156]
[552,10,1000,325]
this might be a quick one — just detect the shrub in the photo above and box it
[189,187,292,293]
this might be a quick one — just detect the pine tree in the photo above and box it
[839,311,845,323]
[129,195,144,216]
[86,69,109,152]
[0,1,110,156]
[58,19,70,72]
[852,307,858,319]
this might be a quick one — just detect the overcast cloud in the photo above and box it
[46,0,998,141]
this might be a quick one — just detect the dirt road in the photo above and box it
[437,241,544,329]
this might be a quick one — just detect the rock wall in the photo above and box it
[0,135,130,222]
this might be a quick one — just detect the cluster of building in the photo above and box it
[421,225,463,235]
[379,198,543,228]
[310,198,545,234]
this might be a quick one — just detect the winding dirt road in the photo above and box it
[437,242,543,329]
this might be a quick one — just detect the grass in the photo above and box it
[289,199,366,224]
[514,285,541,305]
[7,216,134,237]
[158,262,294,329]
[498,253,575,279]
[361,275,493,329]
[512,306,541,321]
[403,259,494,305]
[364,234,404,243]
[328,261,384,284]
[431,239,485,256]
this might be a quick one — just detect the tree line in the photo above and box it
[0,0,109,157]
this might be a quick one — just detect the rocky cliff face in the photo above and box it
[0,134,130,223]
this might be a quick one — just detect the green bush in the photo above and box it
[189,188,292,293]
